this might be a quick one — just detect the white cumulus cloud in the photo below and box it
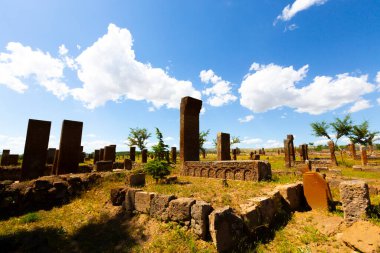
[71,23,201,109]
[239,62,375,115]
[238,115,254,123]
[347,99,372,113]
[0,42,69,98]
[277,0,328,22]
[200,69,237,107]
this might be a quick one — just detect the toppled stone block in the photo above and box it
[150,194,176,221]
[134,191,156,213]
[168,197,196,222]
[191,200,213,240]
[340,180,371,225]
[95,161,113,172]
[275,182,305,211]
[209,206,244,253]
[110,187,127,206]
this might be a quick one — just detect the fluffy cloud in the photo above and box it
[377,98,380,105]
[238,115,254,123]
[0,135,25,154]
[347,99,372,113]
[0,42,69,98]
[239,62,375,115]
[240,137,282,148]
[200,69,237,107]
[276,0,328,22]
[71,24,200,109]
[376,71,380,85]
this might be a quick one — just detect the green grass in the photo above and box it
[19,212,41,223]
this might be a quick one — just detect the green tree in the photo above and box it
[310,115,353,162]
[127,127,151,151]
[230,136,241,146]
[199,129,210,158]
[144,128,170,183]
[349,121,379,153]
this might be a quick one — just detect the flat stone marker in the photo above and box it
[129,146,135,161]
[21,119,51,180]
[217,132,230,161]
[180,96,202,162]
[303,172,333,211]
[340,180,371,225]
[57,120,83,174]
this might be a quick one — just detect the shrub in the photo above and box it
[144,160,171,183]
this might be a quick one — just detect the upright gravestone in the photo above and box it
[99,148,104,162]
[284,135,295,168]
[104,145,116,162]
[232,148,237,160]
[350,142,356,158]
[360,146,368,166]
[1,149,10,166]
[328,141,338,166]
[300,144,309,162]
[21,119,51,180]
[142,149,148,163]
[217,132,230,161]
[171,147,177,163]
[94,149,100,164]
[180,96,202,163]
[56,120,83,174]
[46,148,56,164]
[78,145,85,163]
[52,149,59,175]
[130,146,136,161]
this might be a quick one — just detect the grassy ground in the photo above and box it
[1,150,379,252]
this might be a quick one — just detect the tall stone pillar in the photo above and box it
[21,119,51,180]
[217,132,230,161]
[171,147,177,163]
[130,146,136,161]
[57,120,83,174]
[94,149,100,164]
[350,142,356,158]
[360,145,368,166]
[104,145,116,162]
[180,96,202,163]
[142,149,148,163]
[328,141,338,166]
[99,148,104,162]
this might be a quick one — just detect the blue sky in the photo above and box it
[1,0,379,153]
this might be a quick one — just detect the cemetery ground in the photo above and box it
[1,151,380,252]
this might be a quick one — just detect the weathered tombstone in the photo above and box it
[21,119,51,180]
[99,148,104,161]
[95,161,113,171]
[1,149,10,166]
[8,154,19,165]
[340,180,371,225]
[180,96,202,163]
[78,146,84,163]
[171,147,177,163]
[46,148,56,164]
[261,148,265,155]
[360,145,368,166]
[232,148,237,160]
[56,120,83,174]
[249,152,254,159]
[300,144,309,162]
[350,142,356,158]
[94,149,100,164]
[284,135,295,167]
[254,154,260,160]
[130,146,136,161]
[142,149,148,163]
[328,141,338,166]
[52,149,59,175]
[217,132,230,161]
[104,145,116,162]
[124,159,132,170]
[303,172,333,211]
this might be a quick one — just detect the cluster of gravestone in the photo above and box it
[110,181,306,252]
[0,119,84,181]
[179,96,272,182]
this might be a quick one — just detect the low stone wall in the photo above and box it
[181,160,272,181]
[111,182,305,252]
[0,173,103,218]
